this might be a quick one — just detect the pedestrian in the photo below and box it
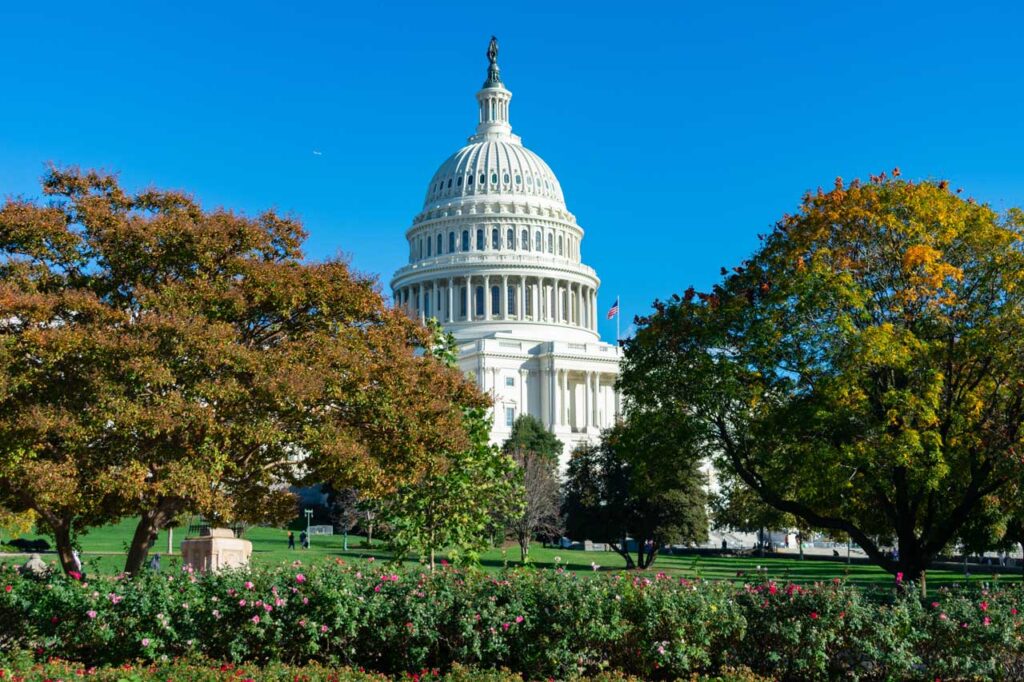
[287,531,295,550]
[300,530,308,549]
[71,549,83,575]
[149,553,161,572]
[721,538,727,552]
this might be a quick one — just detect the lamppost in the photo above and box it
[304,508,313,548]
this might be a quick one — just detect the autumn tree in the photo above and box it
[501,415,563,562]
[620,172,1024,584]
[383,322,523,569]
[0,167,481,575]
[562,416,708,569]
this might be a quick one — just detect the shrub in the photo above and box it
[1,560,1022,680]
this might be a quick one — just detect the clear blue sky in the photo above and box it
[2,1,1022,342]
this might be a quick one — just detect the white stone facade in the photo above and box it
[391,41,620,461]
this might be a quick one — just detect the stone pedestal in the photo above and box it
[180,528,252,573]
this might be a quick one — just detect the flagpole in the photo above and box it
[616,295,621,343]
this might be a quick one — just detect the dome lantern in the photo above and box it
[472,36,513,142]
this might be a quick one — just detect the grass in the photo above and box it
[4,519,1020,594]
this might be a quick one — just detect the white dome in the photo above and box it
[423,140,565,209]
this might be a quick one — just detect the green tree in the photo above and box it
[0,167,481,575]
[501,415,563,562]
[620,172,1024,584]
[383,322,523,569]
[562,417,708,569]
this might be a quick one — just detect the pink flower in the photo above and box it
[1012,608,1019,615]
[244,581,254,590]
[895,572,903,584]
[251,615,260,624]
[374,585,381,593]
[302,597,309,605]
[86,610,97,619]
[320,624,328,633]
[502,622,510,630]
[940,613,948,621]
[239,599,246,607]
[141,638,150,647]
[983,616,992,626]
[263,604,272,613]
[515,616,524,624]
[295,574,306,584]
[980,601,989,611]
[931,602,940,609]
[299,619,306,627]
[212,610,221,619]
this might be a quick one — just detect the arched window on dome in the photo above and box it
[476,229,484,251]
[491,173,498,185]
[534,231,542,251]
[449,231,456,253]
[447,178,452,189]
[457,176,462,186]
[418,238,423,259]
[491,286,500,315]
[475,286,484,317]
[467,174,473,186]
[491,228,500,250]
[558,235,563,256]
[436,234,442,255]
[546,233,553,254]
[515,175,521,185]
[527,175,532,185]
[503,173,510,184]
[521,229,529,250]
[460,287,467,318]
[506,228,514,249]
[426,237,432,257]
[480,174,486,185]
[525,285,533,317]
[461,230,470,252]
[507,287,516,316]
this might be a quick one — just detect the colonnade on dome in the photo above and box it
[393,274,599,332]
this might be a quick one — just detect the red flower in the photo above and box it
[809,612,819,620]
[980,601,989,612]
[4,585,11,593]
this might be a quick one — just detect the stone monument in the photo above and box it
[180,528,252,573]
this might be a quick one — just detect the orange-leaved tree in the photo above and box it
[0,166,483,575]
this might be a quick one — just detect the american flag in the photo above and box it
[606,297,620,320]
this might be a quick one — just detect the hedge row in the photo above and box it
[1,559,1022,680]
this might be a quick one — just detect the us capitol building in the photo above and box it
[391,38,621,461]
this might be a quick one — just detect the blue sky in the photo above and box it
[2,1,1022,342]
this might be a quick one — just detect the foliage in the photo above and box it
[562,417,708,569]
[3,560,1024,680]
[0,167,480,576]
[501,415,564,562]
[620,172,1024,583]
[383,322,523,568]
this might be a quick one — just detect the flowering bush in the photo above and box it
[1,559,1022,680]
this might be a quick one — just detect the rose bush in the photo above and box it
[1,558,1022,680]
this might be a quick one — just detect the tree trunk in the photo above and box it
[125,503,178,576]
[51,519,78,576]
[518,531,529,563]
[610,542,636,569]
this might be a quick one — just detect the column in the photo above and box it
[518,276,525,319]
[583,371,591,429]
[501,275,508,318]
[559,370,568,426]
[447,278,454,323]
[539,365,549,429]
[576,284,583,326]
[555,280,563,323]
[532,279,540,321]
[551,365,560,428]
[520,368,529,417]
[417,284,424,323]
[545,282,552,322]
[484,275,491,320]
[466,277,473,322]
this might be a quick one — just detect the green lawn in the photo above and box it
[4,519,1019,593]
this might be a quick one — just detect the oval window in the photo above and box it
[515,175,521,184]
[480,174,486,185]
[447,178,452,188]
[491,173,498,184]
[503,173,510,184]
[457,176,462,186]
